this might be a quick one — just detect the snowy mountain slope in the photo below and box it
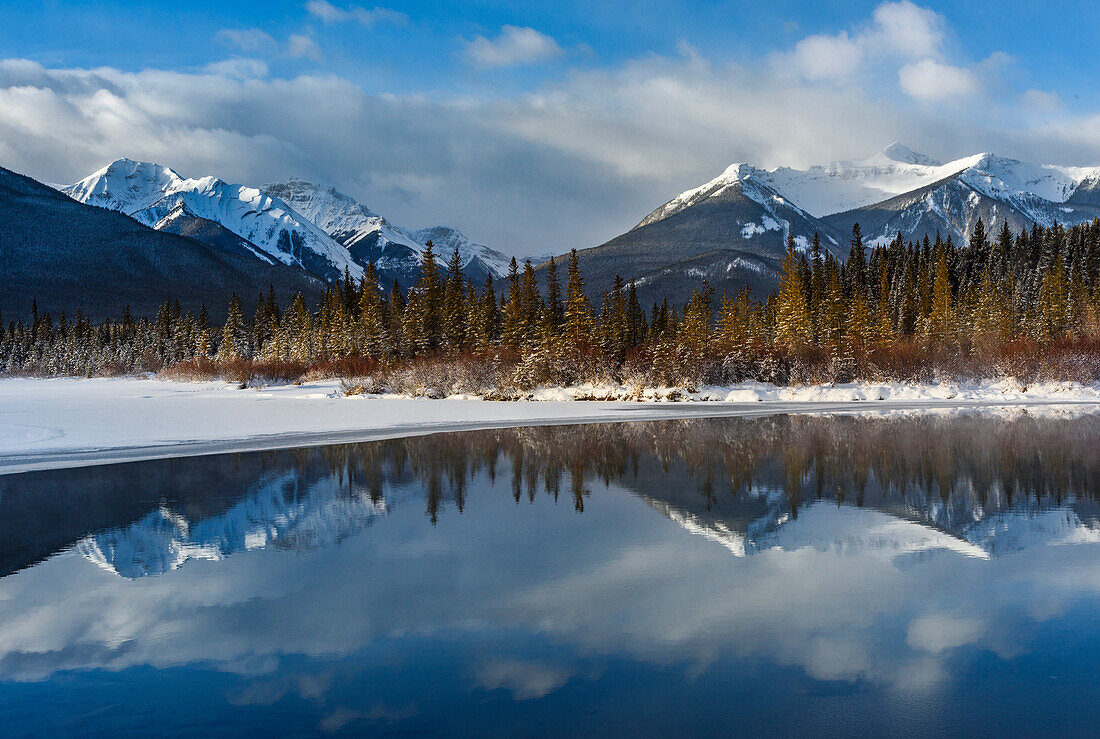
[153,202,274,263]
[410,225,511,281]
[641,144,970,225]
[823,175,1031,248]
[825,154,1100,247]
[0,164,322,321]
[259,178,403,250]
[559,143,1100,305]
[62,158,183,214]
[263,179,509,287]
[533,163,847,304]
[646,144,1100,227]
[63,159,363,282]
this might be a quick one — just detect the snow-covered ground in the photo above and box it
[1,376,1099,474]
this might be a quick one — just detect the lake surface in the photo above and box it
[1,410,1100,736]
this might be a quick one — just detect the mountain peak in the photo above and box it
[63,158,184,216]
[880,142,941,167]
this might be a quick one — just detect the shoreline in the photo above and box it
[2,376,1100,475]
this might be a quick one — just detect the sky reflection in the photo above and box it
[0,412,1098,735]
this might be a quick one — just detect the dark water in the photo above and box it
[1,411,1100,736]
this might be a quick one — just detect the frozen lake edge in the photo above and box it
[2,376,1100,475]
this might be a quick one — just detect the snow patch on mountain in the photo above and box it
[651,144,1100,225]
[264,179,508,279]
[63,159,362,281]
[410,225,511,278]
[957,154,1094,204]
[62,158,183,214]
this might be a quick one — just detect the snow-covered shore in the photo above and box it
[1,376,1099,475]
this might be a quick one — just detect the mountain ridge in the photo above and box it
[537,144,1100,305]
[0,164,322,320]
[61,159,512,290]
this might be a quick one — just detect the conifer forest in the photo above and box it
[5,218,1100,394]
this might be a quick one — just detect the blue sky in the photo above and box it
[2,1,1100,253]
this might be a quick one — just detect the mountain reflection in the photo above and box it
[2,410,1100,734]
[3,410,1099,578]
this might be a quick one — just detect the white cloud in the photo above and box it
[217,27,323,63]
[787,0,946,84]
[870,0,943,59]
[791,32,863,81]
[286,33,323,61]
[464,26,563,69]
[204,58,269,80]
[898,58,979,101]
[216,28,278,53]
[2,3,1100,256]
[305,1,407,28]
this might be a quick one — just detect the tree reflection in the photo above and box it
[300,412,1100,529]
[3,411,1100,575]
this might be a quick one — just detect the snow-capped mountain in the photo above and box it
[262,179,509,287]
[826,151,1100,246]
[646,143,1100,251]
[543,159,848,307]
[63,159,363,282]
[636,162,844,251]
[652,144,1100,228]
[538,143,1100,305]
[0,164,322,321]
[61,160,511,289]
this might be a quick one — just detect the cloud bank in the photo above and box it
[2,2,1100,255]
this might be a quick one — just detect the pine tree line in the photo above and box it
[4,220,1100,384]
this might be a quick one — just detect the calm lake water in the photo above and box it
[1,411,1100,736]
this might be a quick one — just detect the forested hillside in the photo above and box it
[3,217,1099,389]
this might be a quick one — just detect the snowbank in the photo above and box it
[525,378,1100,403]
[1,376,1098,474]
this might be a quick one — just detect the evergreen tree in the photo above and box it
[218,293,245,360]
[927,246,953,345]
[678,281,713,355]
[564,249,593,346]
[847,224,868,298]
[775,237,811,352]
[545,256,564,331]
[443,247,468,352]
[359,263,386,355]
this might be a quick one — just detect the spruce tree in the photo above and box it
[847,223,868,298]
[775,237,811,352]
[545,256,564,331]
[218,293,245,361]
[927,247,953,345]
[501,257,525,349]
[564,249,593,346]
[443,247,468,352]
[359,263,386,355]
